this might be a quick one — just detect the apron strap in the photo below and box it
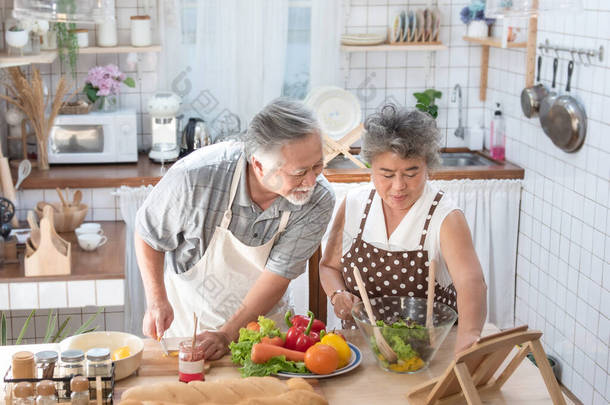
[355,189,377,244]
[418,191,445,250]
[277,210,291,234]
[220,154,245,229]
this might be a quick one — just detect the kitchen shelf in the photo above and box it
[0,45,161,68]
[462,36,527,48]
[341,42,447,52]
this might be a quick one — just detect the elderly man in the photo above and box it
[135,98,335,360]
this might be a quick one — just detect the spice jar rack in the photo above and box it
[3,364,115,405]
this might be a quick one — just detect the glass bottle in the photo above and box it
[70,376,90,405]
[13,382,35,405]
[178,340,205,382]
[60,350,85,378]
[35,351,58,379]
[490,102,506,161]
[35,380,56,405]
[86,348,112,377]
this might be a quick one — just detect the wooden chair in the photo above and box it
[307,245,327,324]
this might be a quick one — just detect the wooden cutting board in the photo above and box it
[138,338,235,377]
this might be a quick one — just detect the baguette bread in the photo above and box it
[120,377,327,405]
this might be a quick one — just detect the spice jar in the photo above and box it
[178,340,205,383]
[130,15,151,46]
[70,376,90,405]
[13,382,35,405]
[86,348,111,377]
[60,350,85,377]
[96,19,117,47]
[35,351,58,379]
[35,381,56,405]
[70,29,89,48]
[12,351,36,379]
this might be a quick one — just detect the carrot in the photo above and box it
[261,336,285,347]
[250,343,306,364]
[246,321,260,331]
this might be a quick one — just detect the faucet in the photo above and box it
[452,84,465,139]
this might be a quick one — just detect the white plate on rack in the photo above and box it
[276,342,362,379]
[305,86,362,141]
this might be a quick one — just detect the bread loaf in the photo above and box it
[120,377,327,405]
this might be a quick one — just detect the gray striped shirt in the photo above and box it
[135,141,335,279]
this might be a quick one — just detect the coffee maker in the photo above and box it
[147,92,182,163]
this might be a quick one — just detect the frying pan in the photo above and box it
[539,57,559,133]
[545,61,587,153]
[521,56,548,118]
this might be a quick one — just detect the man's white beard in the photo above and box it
[285,186,315,205]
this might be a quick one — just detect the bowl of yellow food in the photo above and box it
[352,296,457,373]
[60,331,144,380]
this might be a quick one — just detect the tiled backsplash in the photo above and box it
[485,1,610,404]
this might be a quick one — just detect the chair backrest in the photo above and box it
[307,245,327,324]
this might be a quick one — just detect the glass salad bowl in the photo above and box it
[352,296,457,373]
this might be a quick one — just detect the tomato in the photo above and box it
[305,344,339,375]
[320,333,351,368]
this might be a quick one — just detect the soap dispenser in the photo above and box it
[490,102,505,161]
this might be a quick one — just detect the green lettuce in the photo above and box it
[239,356,308,377]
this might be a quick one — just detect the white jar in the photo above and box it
[96,19,117,47]
[130,15,151,47]
[71,29,89,48]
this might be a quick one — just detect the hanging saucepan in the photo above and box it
[521,55,548,118]
[545,61,587,153]
[539,57,559,133]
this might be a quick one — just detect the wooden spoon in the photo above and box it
[56,187,68,207]
[352,266,398,363]
[72,190,82,207]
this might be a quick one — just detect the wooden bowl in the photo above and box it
[35,202,89,233]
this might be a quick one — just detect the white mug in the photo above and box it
[75,223,103,236]
[77,233,108,251]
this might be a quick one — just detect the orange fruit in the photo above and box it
[111,346,131,361]
[305,344,339,375]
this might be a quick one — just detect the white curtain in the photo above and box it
[157,0,289,130]
[293,179,522,330]
[309,0,342,89]
[116,185,154,336]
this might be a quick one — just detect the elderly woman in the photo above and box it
[320,105,487,354]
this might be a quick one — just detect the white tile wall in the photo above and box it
[67,280,97,307]
[9,282,38,310]
[343,1,484,148]
[485,1,610,403]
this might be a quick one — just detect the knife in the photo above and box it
[159,336,170,356]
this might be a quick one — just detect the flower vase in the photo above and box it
[467,20,489,38]
[37,138,49,171]
[97,95,119,112]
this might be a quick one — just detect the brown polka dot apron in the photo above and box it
[341,189,457,328]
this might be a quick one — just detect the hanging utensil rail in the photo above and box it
[538,39,604,66]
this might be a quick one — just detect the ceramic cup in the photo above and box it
[75,223,103,236]
[77,233,107,251]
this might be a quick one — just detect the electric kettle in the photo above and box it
[180,118,211,157]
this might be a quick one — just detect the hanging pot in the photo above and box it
[521,55,548,118]
[538,57,559,134]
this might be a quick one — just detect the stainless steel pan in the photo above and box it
[539,57,559,133]
[521,56,548,118]
[546,61,587,153]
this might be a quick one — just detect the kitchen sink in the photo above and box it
[325,152,496,169]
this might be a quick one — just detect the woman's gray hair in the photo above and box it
[244,98,321,166]
[361,105,441,169]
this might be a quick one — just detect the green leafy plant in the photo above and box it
[55,22,79,79]
[413,89,443,119]
[8,26,25,32]
[0,307,103,346]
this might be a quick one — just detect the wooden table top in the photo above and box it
[0,221,125,282]
[113,324,570,405]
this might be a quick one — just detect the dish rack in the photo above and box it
[3,364,115,405]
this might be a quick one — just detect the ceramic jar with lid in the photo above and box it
[13,382,35,405]
[130,15,152,46]
[12,351,36,379]
[96,19,117,47]
[70,29,89,48]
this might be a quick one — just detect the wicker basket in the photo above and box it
[59,100,94,115]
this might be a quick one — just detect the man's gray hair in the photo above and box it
[244,98,321,165]
[361,105,441,169]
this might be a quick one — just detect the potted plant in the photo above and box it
[55,21,79,79]
[83,64,136,112]
[5,23,29,52]
[460,0,495,38]
[413,89,442,119]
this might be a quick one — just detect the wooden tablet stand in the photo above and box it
[406,325,567,405]
[322,124,367,169]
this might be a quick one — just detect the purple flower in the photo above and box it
[85,64,133,97]
[460,6,472,24]
[474,9,485,20]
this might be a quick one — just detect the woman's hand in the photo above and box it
[454,330,480,355]
[332,291,361,320]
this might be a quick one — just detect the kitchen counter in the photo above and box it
[12,149,524,189]
[0,221,124,283]
[112,324,570,405]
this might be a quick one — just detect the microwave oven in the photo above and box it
[48,109,138,164]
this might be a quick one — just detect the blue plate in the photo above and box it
[276,342,362,379]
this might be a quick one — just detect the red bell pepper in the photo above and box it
[284,310,321,352]
[287,311,326,333]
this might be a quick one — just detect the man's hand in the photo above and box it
[197,330,231,360]
[142,298,174,340]
[332,291,361,320]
